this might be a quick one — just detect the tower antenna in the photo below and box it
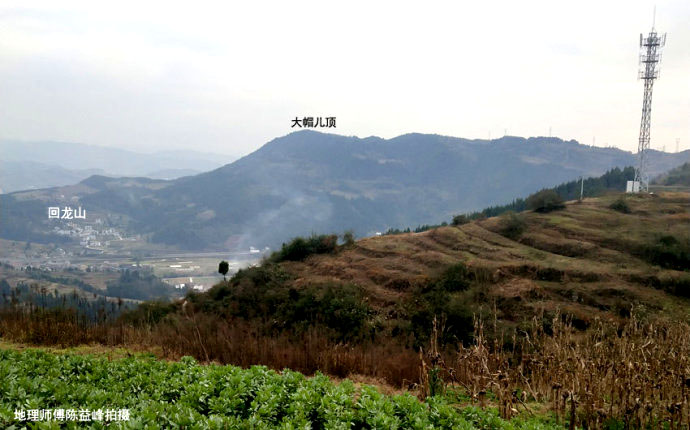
[633,12,666,192]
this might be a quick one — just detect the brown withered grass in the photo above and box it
[0,306,420,387]
[419,310,690,428]
[5,303,690,427]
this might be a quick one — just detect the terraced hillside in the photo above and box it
[280,192,690,327]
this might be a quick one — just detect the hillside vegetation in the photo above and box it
[654,162,690,188]
[5,192,687,356]
[277,191,690,329]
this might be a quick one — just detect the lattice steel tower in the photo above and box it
[634,20,666,192]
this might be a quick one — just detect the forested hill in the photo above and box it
[2,130,689,250]
[467,166,635,219]
[654,162,690,187]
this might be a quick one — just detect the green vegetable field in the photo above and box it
[0,348,559,429]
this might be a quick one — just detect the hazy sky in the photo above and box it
[1,0,688,157]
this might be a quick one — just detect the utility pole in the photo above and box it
[579,176,584,201]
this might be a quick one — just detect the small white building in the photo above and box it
[626,181,640,193]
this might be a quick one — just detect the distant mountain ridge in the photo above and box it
[0,140,235,192]
[0,160,106,194]
[1,130,689,250]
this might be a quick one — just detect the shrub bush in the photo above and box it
[407,284,474,348]
[451,214,470,226]
[272,234,338,262]
[106,270,175,301]
[342,230,355,246]
[609,198,631,214]
[403,263,477,347]
[641,235,690,271]
[526,189,565,213]
[192,263,372,341]
[498,212,526,240]
[119,301,179,325]
[437,263,471,292]
[658,275,690,297]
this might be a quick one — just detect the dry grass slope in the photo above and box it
[285,192,690,326]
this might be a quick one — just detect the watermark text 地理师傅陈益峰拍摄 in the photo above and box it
[14,408,130,423]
